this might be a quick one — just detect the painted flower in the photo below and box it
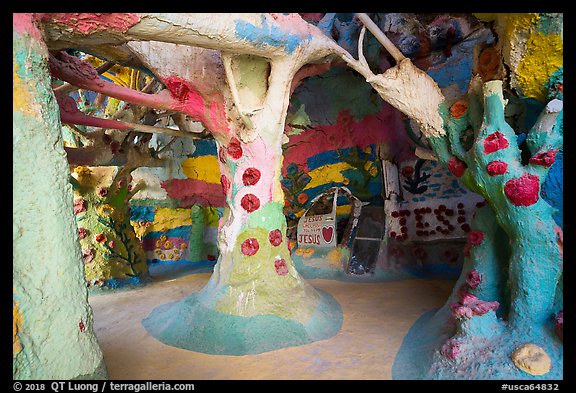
[95,233,107,243]
[274,258,289,276]
[486,160,508,176]
[73,166,92,176]
[241,193,260,213]
[207,255,216,261]
[441,248,458,263]
[164,240,173,249]
[98,204,114,216]
[449,100,468,119]
[117,178,126,188]
[82,248,95,264]
[78,227,89,240]
[286,163,299,176]
[448,157,467,178]
[73,198,87,214]
[288,212,297,220]
[465,269,483,288]
[450,302,473,319]
[284,199,291,207]
[342,177,350,185]
[107,240,115,249]
[469,230,484,246]
[529,149,558,168]
[241,238,259,256]
[269,229,283,247]
[297,193,308,205]
[227,137,243,160]
[242,167,261,186]
[369,166,378,177]
[483,131,509,154]
[504,173,540,206]
[97,187,108,197]
[180,243,188,249]
[401,166,414,178]
[363,161,373,171]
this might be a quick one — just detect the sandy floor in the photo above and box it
[89,272,455,380]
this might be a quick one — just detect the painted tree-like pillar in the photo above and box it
[135,44,343,354]
[13,14,106,379]
[72,165,149,289]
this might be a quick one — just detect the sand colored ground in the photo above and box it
[89,272,455,380]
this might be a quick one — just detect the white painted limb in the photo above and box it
[355,13,406,63]
[221,53,254,131]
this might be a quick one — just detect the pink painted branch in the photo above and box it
[49,51,185,115]
[56,92,199,138]
[53,60,115,95]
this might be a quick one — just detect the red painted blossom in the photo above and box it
[529,149,558,168]
[268,229,283,247]
[486,160,508,176]
[448,157,467,178]
[78,227,88,240]
[241,193,260,212]
[284,199,291,207]
[483,131,509,154]
[297,193,308,204]
[73,198,87,214]
[227,137,243,160]
[465,269,483,288]
[107,240,115,249]
[241,238,259,256]
[449,100,468,119]
[469,230,484,246]
[97,187,108,197]
[82,248,95,264]
[95,233,107,243]
[78,320,85,333]
[242,167,261,186]
[207,255,216,261]
[451,293,499,319]
[401,166,414,178]
[504,173,540,206]
[221,175,230,194]
[274,258,289,276]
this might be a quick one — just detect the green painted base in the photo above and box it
[142,289,343,355]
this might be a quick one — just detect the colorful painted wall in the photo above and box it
[130,137,224,272]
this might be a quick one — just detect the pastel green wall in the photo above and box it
[13,15,107,379]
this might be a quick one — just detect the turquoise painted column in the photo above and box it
[13,14,107,379]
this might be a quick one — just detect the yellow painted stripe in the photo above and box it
[182,156,221,184]
[148,208,192,232]
[303,162,354,190]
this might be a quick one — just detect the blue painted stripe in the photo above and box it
[145,226,193,239]
[191,139,217,157]
[234,16,310,54]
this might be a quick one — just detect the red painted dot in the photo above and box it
[486,160,508,176]
[469,230,484,246]
[241,193,260,212]
[274,258,289,275]
[227,137,243,159]
[78,320,85,332]
[390,231,397,238]
[461,224,471,232]
[241,238,260,256]
[425,207,432,213]
[457,203,464,209]
[399,218,407,226]
[457,216,466,223]
[242,167,261,186]
[439,205,446,211]
[400,226,408,233]
[445,209,454,216]
[391,211,399,218]
[269,229,283,246]
[458,210,466,215]
[504,173,540,206]
[448,157,467,177]
[424,222,430,227]
[416,222,423,228]
[529,149,558,168]
[483,131,509,154]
